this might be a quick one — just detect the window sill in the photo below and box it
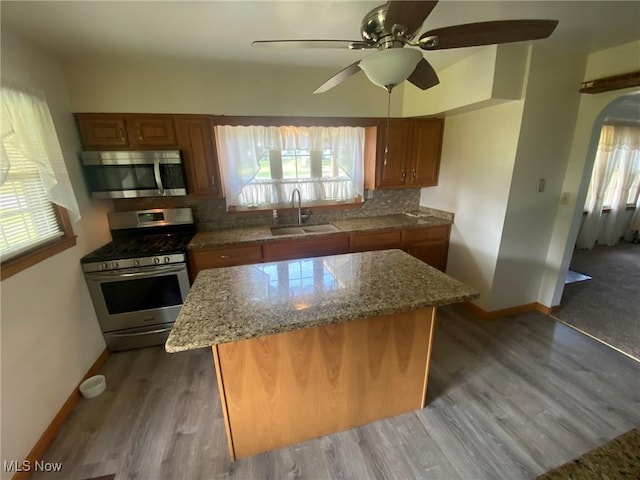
[582,205,637,215]
[228,198,363,217]
[1,207,77,281]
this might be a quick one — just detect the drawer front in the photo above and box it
[351,230,403,251]
[403,225,449,244]
[263,235,350,262]
[192,245,263,270]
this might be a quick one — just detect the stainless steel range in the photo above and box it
[81,208,195,352]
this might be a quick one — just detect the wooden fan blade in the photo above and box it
[407,58,440,90]
[386,1,439,36]
[314,62,362,94]
[420,20,559,50]
[252,40,371,50]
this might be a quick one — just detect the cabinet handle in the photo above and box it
[138,128,143,141]
[119,128,125,141]
[412,169,416,179]
[211,175,216,187]
[220,255,231,259]
[401,168,406,179]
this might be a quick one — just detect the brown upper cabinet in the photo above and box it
[175,115,222,197]
[76,113,178,149]
[76,113,222,197]
[128,116,177,147]
[366,117,444,189]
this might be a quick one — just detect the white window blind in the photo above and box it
[0,83,80,262]
[0,143,63,260]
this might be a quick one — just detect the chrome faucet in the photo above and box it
[291,188,302,225]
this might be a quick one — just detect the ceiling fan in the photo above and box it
[252,1,558,94]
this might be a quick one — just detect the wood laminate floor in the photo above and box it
[33,305,640,480]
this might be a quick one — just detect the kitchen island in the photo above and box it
[166,249,478,460]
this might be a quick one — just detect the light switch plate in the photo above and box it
[536,178,546,193]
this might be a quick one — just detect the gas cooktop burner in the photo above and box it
[80,208,195,273]
[83,233,194,262]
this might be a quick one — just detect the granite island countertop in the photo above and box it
[166,249,479,352]
[188,213,452,250]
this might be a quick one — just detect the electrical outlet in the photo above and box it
[536,178,546,193]
[560,192,571,205]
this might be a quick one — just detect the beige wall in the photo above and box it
[420,44,588,311]
[403,43,530,117]
[0,30,111,476]
[539,40,640,307]
[419,101,525,310]
[64,56,403,117]
[489,45,587,310]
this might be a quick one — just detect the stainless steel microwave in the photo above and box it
[81,150,187,199]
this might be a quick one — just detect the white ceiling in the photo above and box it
[2,1,639,72]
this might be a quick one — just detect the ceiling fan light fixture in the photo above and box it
[359,48,422,89]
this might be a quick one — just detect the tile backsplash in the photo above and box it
[113,188,423,231]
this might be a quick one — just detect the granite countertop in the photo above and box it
[165,249,479,352]
[536,426,640,479]
[188,213,452,250]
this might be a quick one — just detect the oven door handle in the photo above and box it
[88,265,186,280]
[154,159,166,196]
[110,327,173,338]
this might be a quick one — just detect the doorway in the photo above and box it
[551,91,640,361]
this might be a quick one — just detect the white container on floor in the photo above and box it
[79,375,106,399]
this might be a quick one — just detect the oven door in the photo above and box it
[85,264,190,333]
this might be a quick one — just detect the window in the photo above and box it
[1,84,80,279]
[215,125,365,209]
[584,124,640,210]
[577,123,640,249]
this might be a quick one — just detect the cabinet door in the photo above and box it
[176,116,222,197]
[403,224,450,271]
[127,116,177,147]
[408,119,443,187]
[376,119,411,188]
[350,230,403,252]
[263,235,350,262]
[406,240,448,272]
[76,114,129,148]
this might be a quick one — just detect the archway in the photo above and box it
[549,90,640,360]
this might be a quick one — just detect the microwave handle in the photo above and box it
[154,159,166,196]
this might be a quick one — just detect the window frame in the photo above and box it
[213,116,378,214]
[0,204,76,281]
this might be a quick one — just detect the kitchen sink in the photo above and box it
[270,226,306,236]
[270,224,340,236]
[301,224,340,233]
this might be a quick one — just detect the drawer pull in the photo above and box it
[220,255,231,259]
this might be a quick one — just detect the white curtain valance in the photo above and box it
[1,83,80,222]
[215,125,365,208]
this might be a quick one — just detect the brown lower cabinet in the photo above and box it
[406,242,448,272]
[187,244,263,282]
[403,225,450,272]
[262,235,350,262]
[350,229,403,252]
[187,225,450,282]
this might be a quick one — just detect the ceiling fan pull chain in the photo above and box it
[384,89,391,166]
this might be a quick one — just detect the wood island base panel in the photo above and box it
[212,307,436,460]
